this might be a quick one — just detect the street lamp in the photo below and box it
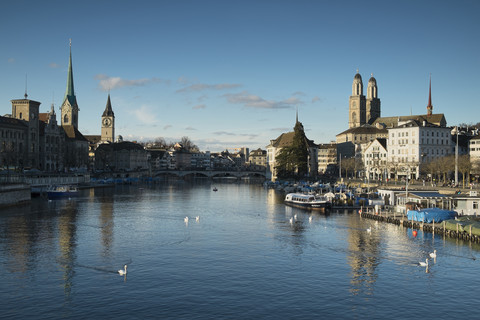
[455,126,459,187]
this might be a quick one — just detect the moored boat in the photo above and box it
[47,185,78,199]
[284,193,331,211]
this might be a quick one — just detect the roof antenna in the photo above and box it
[24,73,28,99]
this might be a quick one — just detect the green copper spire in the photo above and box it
[63,39,77,107]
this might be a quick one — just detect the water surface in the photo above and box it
[0,181,479,319]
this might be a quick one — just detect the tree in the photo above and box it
[179,136,199,152]
[458,154,471,188]
[292,121,309,177]
[274,121,310,180]
[275,146,296,179]
[342,157,355,178]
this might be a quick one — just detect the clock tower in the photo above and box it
[101,94,115,143]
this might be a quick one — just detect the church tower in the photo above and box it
[101,94,115,143]
[60,40,79,129]
[11,94,41,168]
[349,71,366,128]
[366,74,381,123]
[426,74,433,116]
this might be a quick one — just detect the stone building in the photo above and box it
[249,148,267,170]
[95,141,149,171]
[266,117,318,181]
[363,138,387,180]
[0,42,89,172]
[317,143,337,175]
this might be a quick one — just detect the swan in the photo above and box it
[429,250,437,259]
[184,216,189,223]
[195,216,200,222]
[366,227,372,233]
[289,217,293,224]
[309,216,313,223]
[118,265,127,275]
[294,214,297,220]
[419,259,429,267]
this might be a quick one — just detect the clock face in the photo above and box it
[103,118,111,127]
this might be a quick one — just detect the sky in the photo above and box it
[1,0,479,152]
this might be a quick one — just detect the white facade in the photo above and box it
[387,120,451,179]
[470,136,480,174]
[363,139,387,180]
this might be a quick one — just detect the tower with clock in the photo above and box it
[101,94,115,143]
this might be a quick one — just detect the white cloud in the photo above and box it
[292,91,306,96]
[131,105,157,124]
[163,125,172,130]
[49,62,60,68]
[185,126,197,130]
[223,91,301,109]
[7,58,15,64]
[176,82,241,93]
[95,74,168,91]
[312,96,322,103]
[193,104,206,110]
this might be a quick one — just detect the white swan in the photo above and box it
[289,217,293,224]
[366,227,372,233]
[419,259,429,267]
[309,216,313,223]
[429,250,437,259]
[294,214,297,220]
[118,265,127,275]
[184,216,189,223]
[195,216,200,222]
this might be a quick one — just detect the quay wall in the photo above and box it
[0,184,31,207]
[361,211,480,244]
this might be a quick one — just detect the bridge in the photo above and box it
[152,169,266,179]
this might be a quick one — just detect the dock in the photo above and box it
[360,207,480,244]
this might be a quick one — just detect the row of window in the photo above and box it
[390,138,449,145]
[1,130,25,139]
[391,131,448,138]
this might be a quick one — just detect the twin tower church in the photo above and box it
[348,71,381,128]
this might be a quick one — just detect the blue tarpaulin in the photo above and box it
[407,208,457,223]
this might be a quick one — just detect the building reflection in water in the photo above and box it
[2,201,57,275]
[100,199,114,258]
[91,187,115,258]
[346,217,381,296]
[57,200,79,299]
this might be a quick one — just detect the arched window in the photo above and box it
[64,114,69,123]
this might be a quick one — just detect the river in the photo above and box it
[0,180,479,319]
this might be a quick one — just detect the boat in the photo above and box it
[284,193,331,211]
[47,185,79,199]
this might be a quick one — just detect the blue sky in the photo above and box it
[1,0,479,151]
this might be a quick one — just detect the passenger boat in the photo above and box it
[284,193,331,211]
[47,185,79,199]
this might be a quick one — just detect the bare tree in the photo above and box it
[179,136,199,152]
[342,157,355,178]
[458,154,471,188]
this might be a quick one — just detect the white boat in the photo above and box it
[47,185,78,199]
[284,193,331,211]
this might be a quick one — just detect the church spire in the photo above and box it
[102,93,114,116]
[63,39,77,107]
[60,39,79,129]
[426,74,433,116]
